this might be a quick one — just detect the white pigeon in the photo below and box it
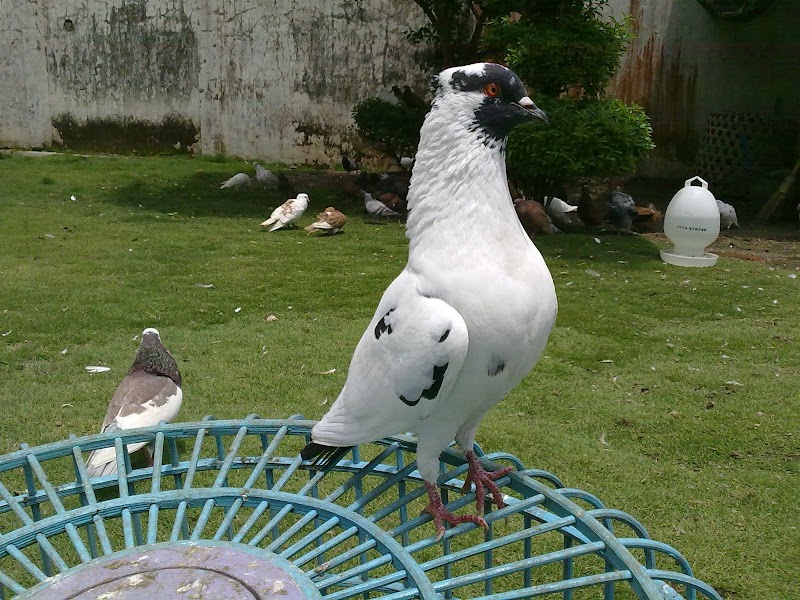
[543,195,582,231]
[364,191,400,218]
[399,156,415,170]
[260,193,310,231]
[86,328,183,478]
[219,172,251,190]
[301,63,555,540]
[717,199,739,229]
[543,196,578,218]
[253,162,280,188]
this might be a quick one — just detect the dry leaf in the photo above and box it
[265,314,278,322]
[315,368,337,375]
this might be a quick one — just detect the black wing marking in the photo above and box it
[488,355,506,377]
[399,363,449,406]
[374,308,397,339]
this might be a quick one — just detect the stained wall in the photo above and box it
[604,0,799,177]
[0,0,426,163]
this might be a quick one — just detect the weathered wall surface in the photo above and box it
[605,0,800,177]
[0,0,426,163]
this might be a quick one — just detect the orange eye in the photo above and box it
[484,82,500,97]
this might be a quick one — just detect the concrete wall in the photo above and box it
[604,0,800,178]
[0,0,426,163]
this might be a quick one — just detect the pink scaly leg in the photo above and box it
[461,449,513,514]
[422,481,487,541]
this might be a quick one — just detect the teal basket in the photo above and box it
[0,415,721,599]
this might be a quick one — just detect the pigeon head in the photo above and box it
[431,63,547,146]
[130,328,181,386]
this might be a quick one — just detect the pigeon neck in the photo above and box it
[405,106,527,257]
[131,344,182,386]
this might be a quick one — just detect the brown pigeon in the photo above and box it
[305,206,347,235]
[514,199,554,237]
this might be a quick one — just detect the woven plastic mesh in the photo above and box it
[0,416,722,599]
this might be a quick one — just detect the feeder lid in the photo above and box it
[660,249,719,267]
[21,541,321,600]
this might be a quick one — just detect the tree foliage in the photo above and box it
[354,0,655,193]
[351,98,425,160]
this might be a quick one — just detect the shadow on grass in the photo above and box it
[536,231,663,266]
[104,168,366,220]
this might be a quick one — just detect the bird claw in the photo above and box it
[422,481,488,541]
[462,450,513,514]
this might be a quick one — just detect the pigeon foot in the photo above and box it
[422,481,487,541]
[462,449,513,514]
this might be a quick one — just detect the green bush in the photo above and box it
[507,96,655,194]
[351,98,426,159]
[483,10,632,97]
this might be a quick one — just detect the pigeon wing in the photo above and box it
[86,372,183,477]
[310,272,469,448]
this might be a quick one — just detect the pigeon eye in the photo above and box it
[483,83,500,97]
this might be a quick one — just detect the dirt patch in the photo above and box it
[646,227,800,270]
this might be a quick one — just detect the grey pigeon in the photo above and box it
[716,199,739,229]
[341,155,361,173]
[253,162,280,188]
[86,328,183,477]
[364,191,400,218]
[220,172,251,190]
[301,62,554,540]
[608,189,637,232]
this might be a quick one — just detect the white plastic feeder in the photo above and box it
[660,176,720,267]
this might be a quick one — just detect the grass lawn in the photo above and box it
[0,153,798,599]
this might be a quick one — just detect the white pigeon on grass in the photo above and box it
[301,63,556,540]
[253,162,280,188]
[717,199,739,229]
[363,191,400,218]
[86,328,183,478]
[260,193,310,231]
[220,172,251,190]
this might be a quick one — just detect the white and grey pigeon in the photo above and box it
[363,191,400,218]
[301,63,556,540]
[260,193,310,231]
[608,189,637,232]
[220,172,251,190]
[253,162,280,188]
[86,328,183,478]
[716,199,739,229]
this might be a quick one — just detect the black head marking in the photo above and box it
[449,64,526,101]
[447,64,546,144]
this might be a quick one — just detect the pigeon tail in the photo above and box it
[300,441,353,470]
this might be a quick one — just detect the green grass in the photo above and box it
[1,153,799,598]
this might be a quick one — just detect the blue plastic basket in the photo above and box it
[0,415,721,599]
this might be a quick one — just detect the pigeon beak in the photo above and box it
[516,97,548,123]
